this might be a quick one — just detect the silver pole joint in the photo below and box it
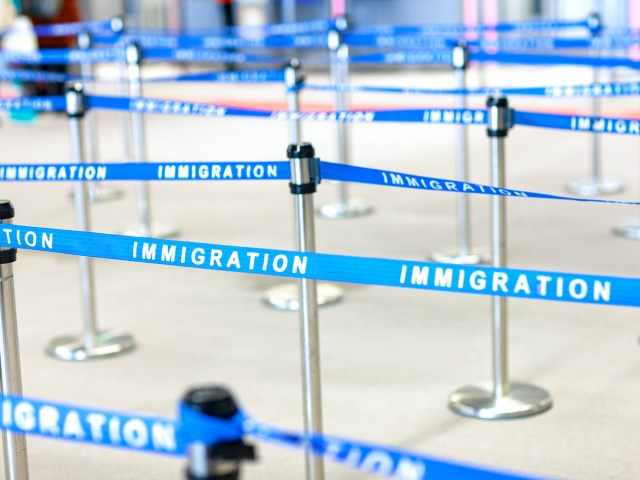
[65,83,86,118]
[288,143,320,194]
[486,97,512,138]
[284,59,304,92]
[77,31,91,50]
[125,42,142,66]
[110,16,125,34]
[0,201,17,264]
[587,12,602,37]
[452,42,469,70]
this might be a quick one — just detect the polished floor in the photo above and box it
[0,62,639,479]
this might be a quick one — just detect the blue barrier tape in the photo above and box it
[246,421,544,480]
[0,161,289,182]
[343,33,454,49]
[1,159,638,208]
[141,47,288,64]
[0,48,123,65]
[320,161,640,206]
[353,18,588,35]
[349,50,453,64]
[302,80,640,98]
[0,95,65,112]
[93,32,328,49]
[0,68,284,84]
[0,392,545,479]
[0,48,286,66]
[33,20,113,37]
[85,93,487,125]
[513,110,640,136]
[0,393,182,455]
[0,224,637,307]
[470,50,640,70]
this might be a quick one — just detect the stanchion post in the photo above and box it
[262,61,345,311]
[76,30,124,203]
[123,42,178,238]
[431,42,488,265]
[289,143,325,480]
[317,16,373,219]
[448,97,552,419]
[0,201,29,480]
[182,386,256,480]
[111,16,134,164]
[566,12,624,196]
[47,84,135,361]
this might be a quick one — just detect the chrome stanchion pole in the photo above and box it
[432,42,488,265]
[289,143,325,480]
[76,30,124,203]
[566,12,623,196]
[0,201,29,480]
[263,61,344,311]
[47,84,135,361]
[182,386,256,480]
[449,97,552,419]
[123,42,178,238]
[612,171,640,238]
[317,16,373,219]
[111,16,134,164]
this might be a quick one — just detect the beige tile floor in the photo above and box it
[0,63,638,479]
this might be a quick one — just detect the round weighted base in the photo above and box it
[316,198,373,219]
[612,218,640,240]
[565,177,624,196]
[89,185,125,203]
[262,282,344,311]
[430,248,490,265]
[69,185,125,203]
[46,330,135,361]
[449,382,552,420]
[122,222,179,239]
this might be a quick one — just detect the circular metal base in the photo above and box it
[449,382,552,420]
[612,218,640,240]
[69,185,125,203]
[316,198,374,219]
[565,178,624,196]
[46,330,135,361]
[122,222,179,239]
[430,249,490,265]
[262,282,344,311]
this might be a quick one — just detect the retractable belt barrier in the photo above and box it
[0,223,636,307]
[0,392,544,480]
[4,93,640,140]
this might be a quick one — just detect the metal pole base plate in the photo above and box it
[449,382,552,420]
[262,282,344,311]
[430,249,490,265]
[565,177,624,196]
[612,218,640,240]
[316,198,374,219]
[69,185,125,203]
[46,330,135,361]
[122,222,179,239]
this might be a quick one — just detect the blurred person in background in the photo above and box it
[21,0,81,96]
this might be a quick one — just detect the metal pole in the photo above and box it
[0,201,29,480]
[288,143,325,480]
[566,12,623,196]
[111,16,134,164]
[182,386,255,480]
[123,43,178,238]
[431,42,488,265]
[448,97,552,420]
[263,62,344,311]
[282,0,296,23]
[317,16,373,219]
[47,84,135,361]
[76,31,123,203]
